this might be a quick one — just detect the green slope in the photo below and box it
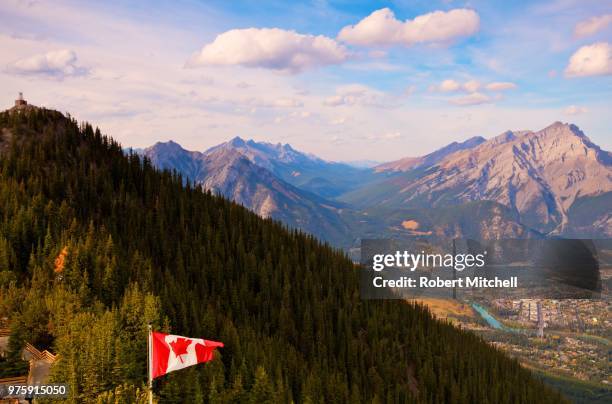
[531,368,612,404]
[0,108,566,403]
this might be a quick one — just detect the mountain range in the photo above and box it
[143,122,611,247]
[143,139,355,245]
[0,100,565,403]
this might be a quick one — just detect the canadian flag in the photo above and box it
[150,331,223,379]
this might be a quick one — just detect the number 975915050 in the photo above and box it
[0,384,69,398]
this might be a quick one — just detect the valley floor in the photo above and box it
[416,297,611,403]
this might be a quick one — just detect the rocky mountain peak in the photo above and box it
[539,121,581,136]
[375,135,486,172]
[490,130,519,145]
[399,122,610,235]
[463,136,487,147]
[152,140,186,152]
[228,136,247,147]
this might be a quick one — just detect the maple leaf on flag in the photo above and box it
[151,331,223,379]
[169,337,192,363]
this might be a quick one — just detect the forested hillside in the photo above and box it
[0,108,565,403]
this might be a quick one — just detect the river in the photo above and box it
[471,303,519,333]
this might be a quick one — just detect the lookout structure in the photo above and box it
[9,92,36,114]
[15,92,27,108]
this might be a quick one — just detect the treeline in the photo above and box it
[0,108,565,403]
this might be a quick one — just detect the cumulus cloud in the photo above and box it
[565,42,612,77]
[563,105,588,115]
[485,82,516,91]
[337,8,479,47]
[6,49,87,78]
[450,92,492,106]
[574,14,612,37]
[188,28,348,73]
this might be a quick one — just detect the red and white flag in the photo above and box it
[150,331,223,379]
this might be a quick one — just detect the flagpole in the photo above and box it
[148,323,153,404]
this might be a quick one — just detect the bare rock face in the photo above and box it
[362,122,612,236]
[375,136,486,172]
[205,136,315,172]
[204,136,373,198]
[143,141,352,246]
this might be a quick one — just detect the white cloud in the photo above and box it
[6,49,87,78]
[4,0,610,161]
[565,42,612,77]
[434,79,516,93]
[188,28,348,73]
[450,92,492,106]
[323,84,394,108]
[574,14,612,37]
[485,82,516,91]
[462,80,481,93]
[337,8,479,47]
[434,79,461,92]
[563,105,588,115]
[324,95,345,106]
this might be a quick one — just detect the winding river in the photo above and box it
[471,303,520,333]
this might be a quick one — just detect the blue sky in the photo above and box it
[0,0,610,161]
